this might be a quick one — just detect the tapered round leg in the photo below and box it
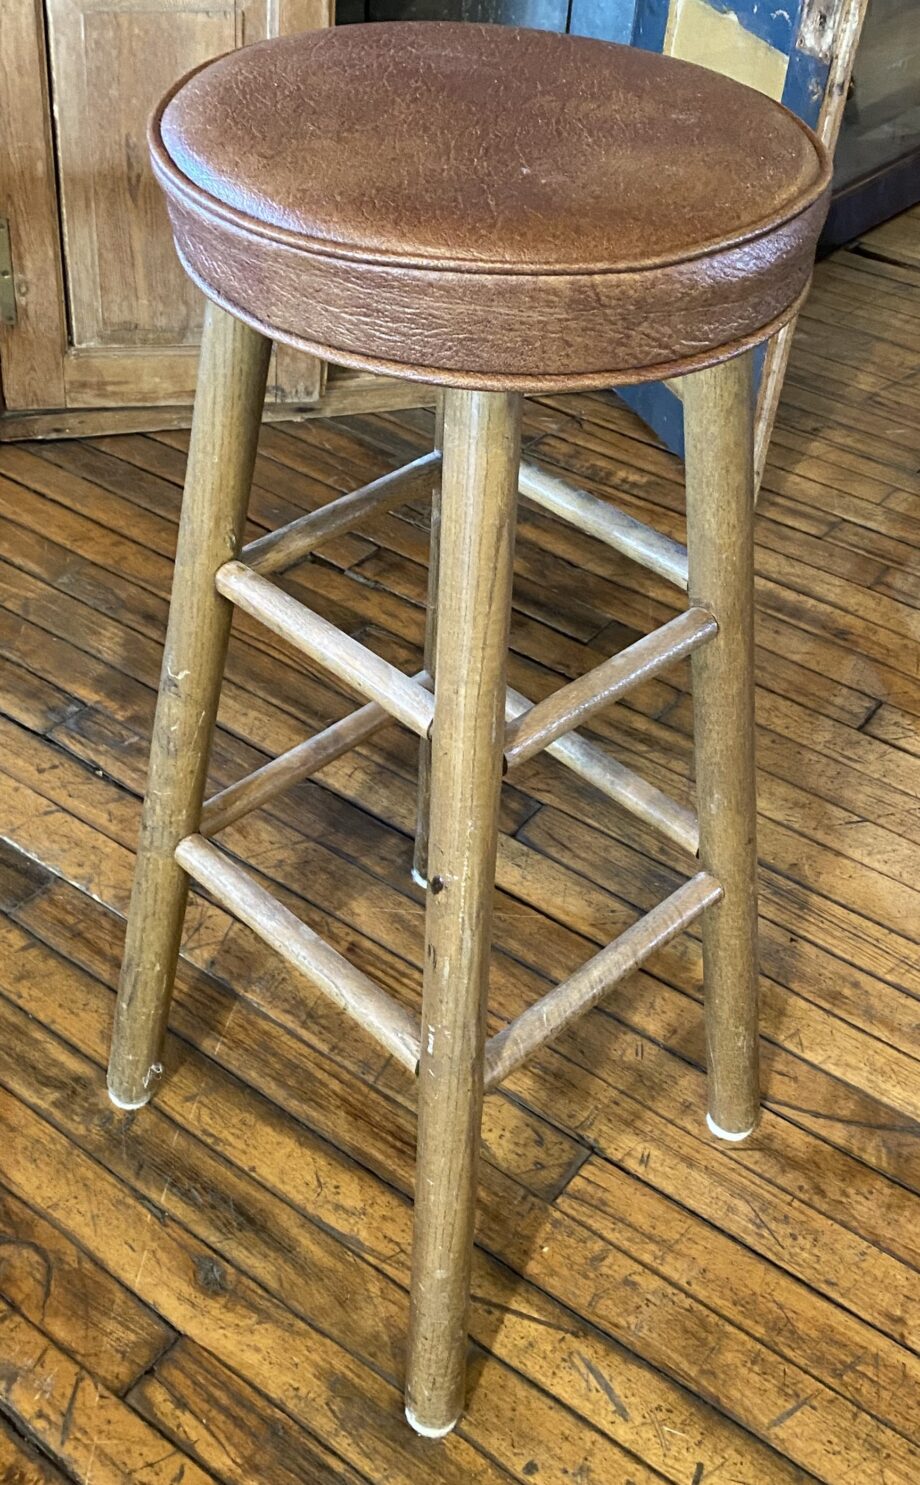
[406,389,521,1436]
[412,393,444,889]
[107,304,271,1109]
[683,351,760,1140]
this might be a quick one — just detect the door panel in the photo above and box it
[0,0,68,410]
[46,0,236,352]
[0,0,331,413]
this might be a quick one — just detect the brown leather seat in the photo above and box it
[151,22,830,392]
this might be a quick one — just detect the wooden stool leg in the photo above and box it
[107,304,271,1109]
[683,351,760,1140]
[412,392,445,888]
[406,388,521,1436]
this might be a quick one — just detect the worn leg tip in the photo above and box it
[706,1112,755,1143]
[410,867,429,890]
[405,1406,458,1439]
[107,1084,151,1111]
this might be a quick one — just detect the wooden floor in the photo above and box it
[1,208,920,1485]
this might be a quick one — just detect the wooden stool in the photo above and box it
[108,23,830,1438]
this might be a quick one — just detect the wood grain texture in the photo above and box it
[200,677,427,837]
[107,304,270,1108]
[684,351,760,1138]
[217,558,436,737]
[243,450,440,575]
[504,605,717,767]
[0,1301,214,1485]
[0,0,331,417]
[0,1418,72,1485]
[407,389,522,1436]
[0,207,917,1483]
[519,457,689,588]
[412,392,444,886]
[0,0,67,409]
[176,832,422,1073]
[0,1185,171,1392]
[484,871,722,1089]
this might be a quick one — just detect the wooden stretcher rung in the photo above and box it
[216,560,436,738]
[201,671,431,836]
[242,450,442,575]
[175,834,422,1074]
[484,871,722,1090]
[504,607,717,769]
[519,460,689,590]
[201,663,694,850]
[504,684,699,856]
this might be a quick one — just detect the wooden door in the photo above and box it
[0,0,331,419]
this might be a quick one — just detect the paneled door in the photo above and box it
[0,0,332,422]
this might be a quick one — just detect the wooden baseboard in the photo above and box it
[0,366,433,442]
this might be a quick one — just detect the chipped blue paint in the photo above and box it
[618,1,823,456]
[782,44,828,129]
[696,0,803,54]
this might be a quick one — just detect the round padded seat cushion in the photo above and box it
[152,22,831,391]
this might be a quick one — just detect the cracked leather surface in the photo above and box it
[151,22,832,390]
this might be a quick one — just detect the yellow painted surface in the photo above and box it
[666,0,789,101]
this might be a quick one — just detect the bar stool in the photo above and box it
[108,22,830,1438]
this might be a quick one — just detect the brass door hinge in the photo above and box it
[0,219,17,326]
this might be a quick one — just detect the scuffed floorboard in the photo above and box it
[1,207,919,1484]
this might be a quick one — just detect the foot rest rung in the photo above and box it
[505,683,699,856]
[243,451,441,576]
[519,460,689,590]
[201,671,431,836]
[201,668,697,850]
[504,607,716,768]
[216,560,436,738]
[175,834,422,1074]
[484,871,722,1090]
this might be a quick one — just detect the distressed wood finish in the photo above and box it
[197,656,699,854]
[0,0,333,418]
[176,833,422,1073]
[519,458,689,588]
[412,394,444,887]
[0,1300,215,1485]
[107,304,270,1108]
[200,674,429,837]
[683,350,761,1139]
[505,683,700,855]
[0,0,68,409]
[0,208,918,1483]
[406,389,522,1437]
[753,0,870,490]
[243,450,441,575]
[216,560,435,738]
[484,871,723,1089]
[0,364,434,442]
[503,605,717,768]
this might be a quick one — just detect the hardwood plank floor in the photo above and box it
[1,208,919,1484]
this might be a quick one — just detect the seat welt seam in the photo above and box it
[172,236,811,395]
